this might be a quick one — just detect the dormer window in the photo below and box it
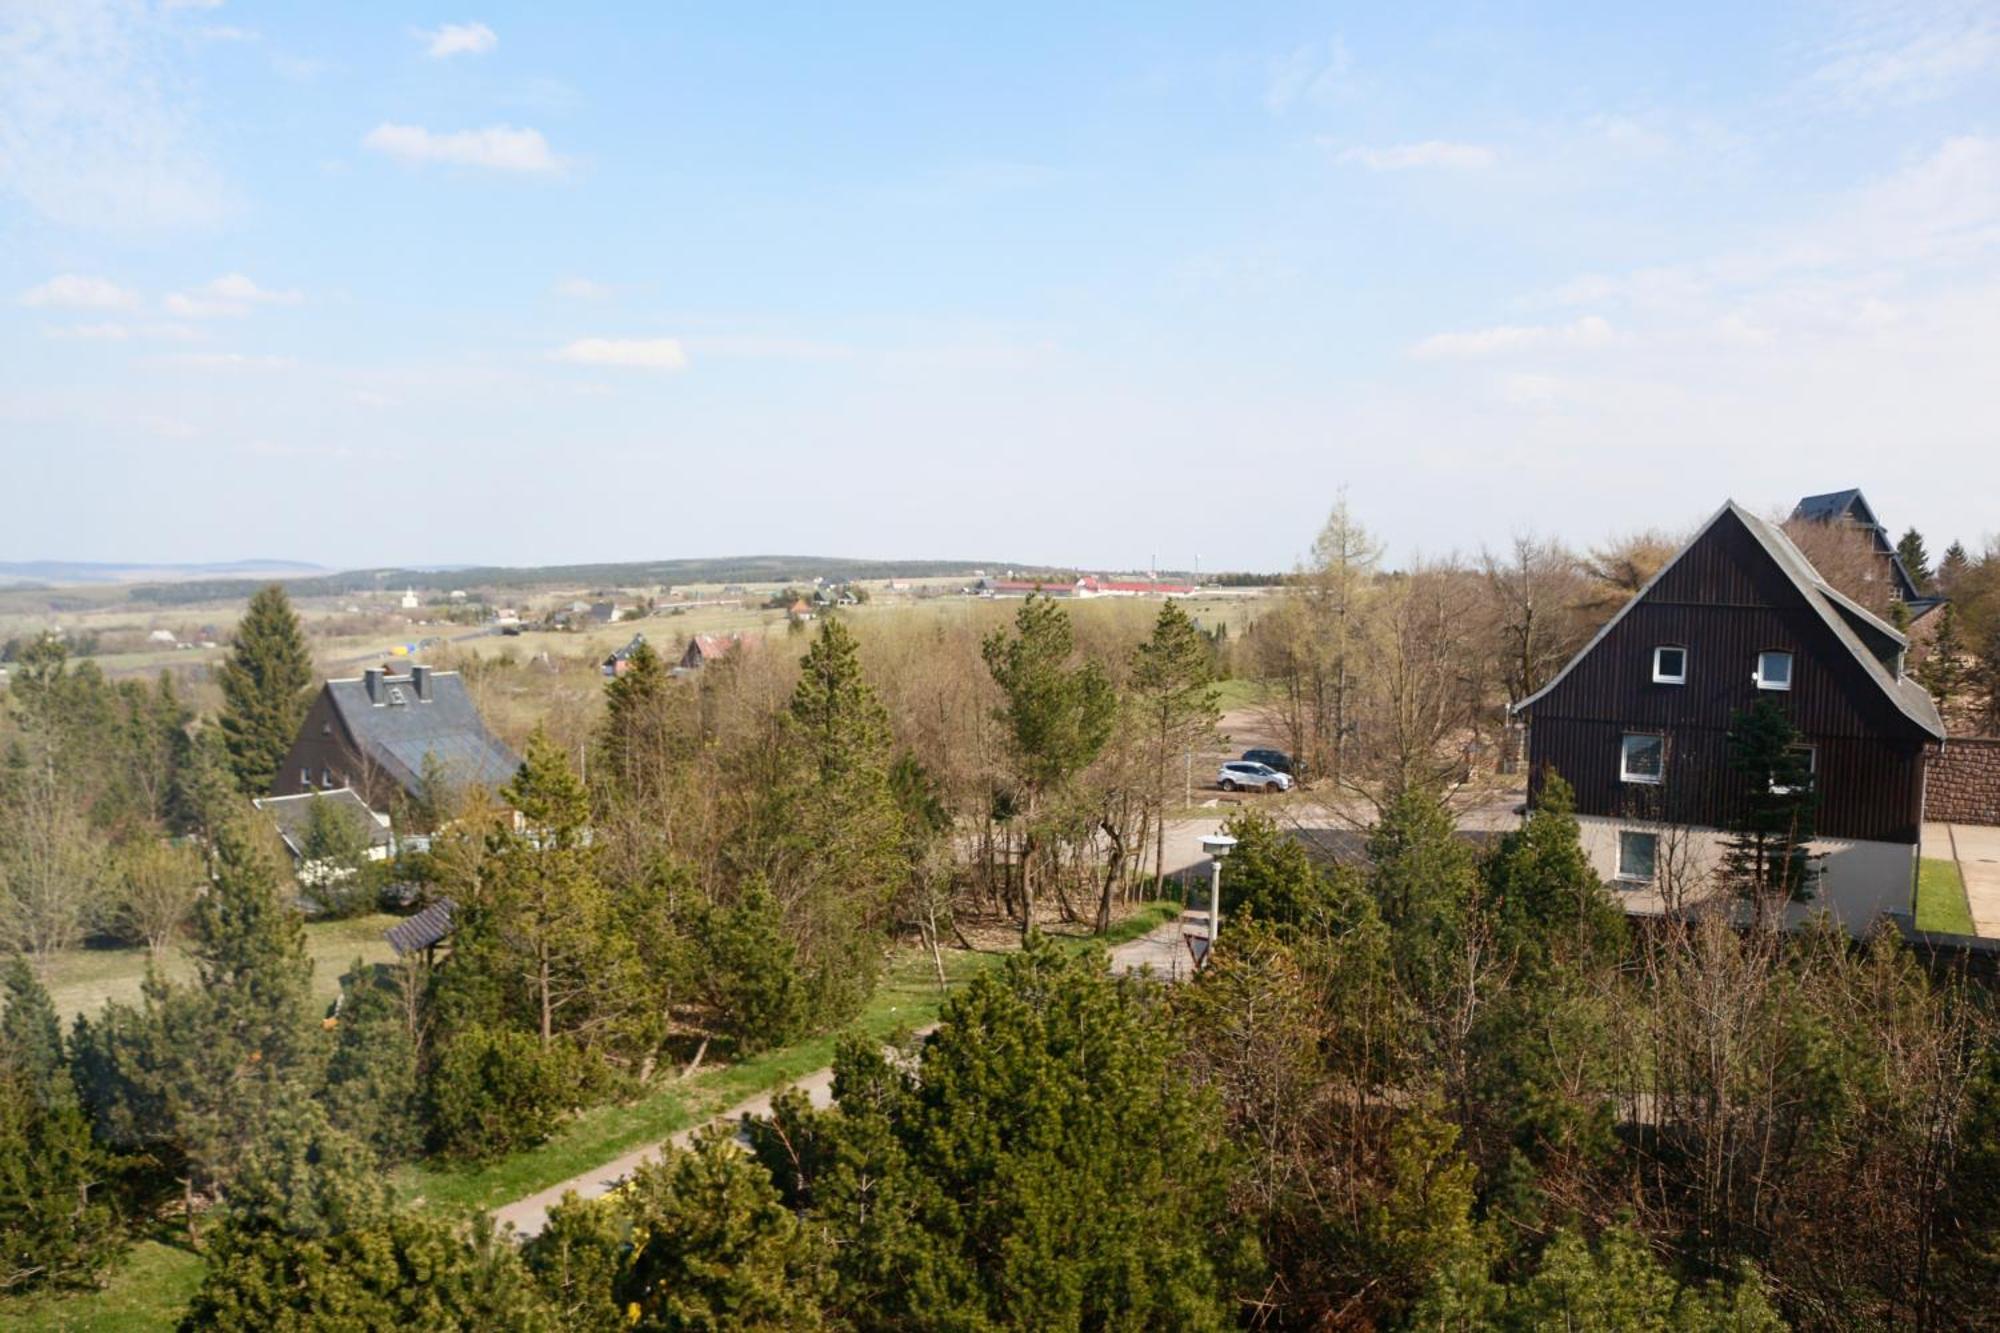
[1652,646,1687,685]
[388,685,406,706]
[1755,651,1793,691]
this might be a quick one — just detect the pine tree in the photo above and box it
[1722,700,1820,915]
[587,1130,830,1330]
[182,1212,553,1331]
[748,941,1257,1330]
[596,636,677,803]
[1130,600,1220,900]
[217,584,314,795]
[1897,527,1933,590]
[482,728,651,1056]
[1485,774,1625,973]
[70,820,320,1216]
[1918,603,1968,713]
[295,792,376,917]
[0,957,119,1293]
[323,958,424,1161]
[982,595,1117,936]
[1938,540,1971,595]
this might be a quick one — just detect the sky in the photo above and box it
[3,1,1998,573]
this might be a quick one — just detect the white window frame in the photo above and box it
[1616,830,1658,884]
[1619,732,1665,785]
[388,685,406,705]
[300,768,312,788]
[1771,744,1816,796]
[1755,650,1793,691]
[1652,645,1688,685]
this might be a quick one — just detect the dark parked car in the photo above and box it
[1241,748,1293,775]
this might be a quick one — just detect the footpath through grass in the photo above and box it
[1915,857,1976,935]
[399,900,1181,1217]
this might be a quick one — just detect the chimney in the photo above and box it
[411,664,433,702]
[363,667,384,704]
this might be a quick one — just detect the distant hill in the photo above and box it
[0,559,328,587]
[124,555,1022,605]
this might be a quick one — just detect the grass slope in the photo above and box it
[1915,857,1976,935]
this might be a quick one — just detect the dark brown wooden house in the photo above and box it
[1513,501,1944,925]
[271,663,520,811]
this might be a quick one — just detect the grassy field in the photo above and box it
[41,914,402,1024]
[1915,857,1976,935]
[6,1239,205,1333]
[6,904,1179,1332]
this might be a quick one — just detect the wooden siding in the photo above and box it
[271,689,396,809]
[1526,508,1930,844]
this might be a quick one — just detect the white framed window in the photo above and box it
[300,768,311,787]
[1616,830,1658,884]
[1771,744,1816,796]
[321,766,335,787]
[388,685,406,705]
[1755,650,1793,691]
[1620,732,1665,785]
[1652,645,1688,684]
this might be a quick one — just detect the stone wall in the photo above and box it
[1927,737,2000,825]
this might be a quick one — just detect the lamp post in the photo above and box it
[1198,832,1236,943]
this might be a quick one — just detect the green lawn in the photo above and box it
[41,914,401,1024]
[5,1240,205,1333]
[1211,676,1266,711]
[1915,857,1976,935]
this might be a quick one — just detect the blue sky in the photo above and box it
[3,2,1997,571]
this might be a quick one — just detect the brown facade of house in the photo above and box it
[271,689,389,807]
[1525,508,1933,846]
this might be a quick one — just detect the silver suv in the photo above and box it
[1216,760,1291,793]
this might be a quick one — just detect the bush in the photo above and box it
[426,1024,577,1161]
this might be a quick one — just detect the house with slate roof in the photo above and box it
[270,662,521,811]
[1790,488,1942,617]
[1513,500,1944,930]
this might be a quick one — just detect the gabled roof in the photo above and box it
[253,787,394,856]
[1790,486,1925,603]
[386,899,455,955]
[323,670,521,798]
[1515,500,1943,739]
[1793,488,1874,526]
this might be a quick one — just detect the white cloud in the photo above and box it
[550,338,688,370]
[19,274,139,309]
[1335,140,1497,171]
[44,321,198,342]
[552,277,614,300]
[362,123,561,173]
[419,22,497,58]
[163,352,296,371]
[0,0,229,229]
[1809,1,2000,105]
[1265,38,1356,112]
[1411,316,1614,360]
[161,0,225,10]
[164,273,302,318]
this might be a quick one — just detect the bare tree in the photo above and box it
[1480,534,1589,709]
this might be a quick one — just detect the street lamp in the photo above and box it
[1198,832,1237,944]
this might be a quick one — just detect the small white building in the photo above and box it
[400,588,420,610]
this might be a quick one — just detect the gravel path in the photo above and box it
[491,916,1195,1238]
